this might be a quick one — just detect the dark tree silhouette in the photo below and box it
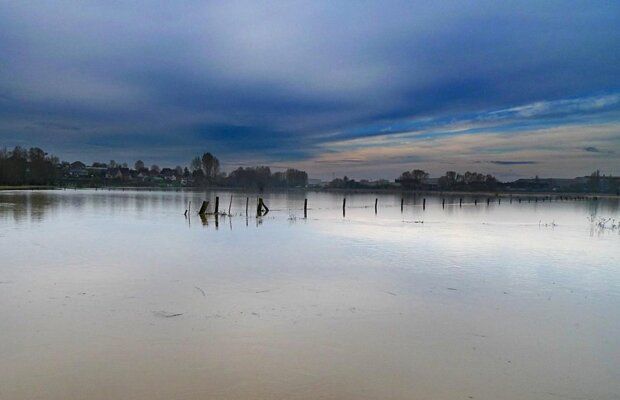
[398,169,429,189]
[201,152,220,182]
[190,157,202,172]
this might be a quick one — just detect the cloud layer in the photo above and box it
[0,1,619,178]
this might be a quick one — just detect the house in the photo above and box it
[68,161,89,178]
[105,168,122,180]
[119,167,132,180]
[160,168,176,181]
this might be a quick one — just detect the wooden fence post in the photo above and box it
[198,201,209,215]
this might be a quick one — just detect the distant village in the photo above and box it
[1,146,618,194]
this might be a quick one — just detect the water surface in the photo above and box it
[1,189,619,400]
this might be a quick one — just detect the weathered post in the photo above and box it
[498,198,501,205]
[487,198,490,205]
[304,198,308,218]
[228,195,233,215]
[422,198,426,210]
[214,196,219,214]
[260,198,269,215]
[442,198,445,208]
[375,198,378,214]
[459,198,463,207]
[246,197,249,216]
[256,197,269,217]
[198,200,209,215]
[474,199,478,206]
[343,198,346,217]
[401,198,404,212]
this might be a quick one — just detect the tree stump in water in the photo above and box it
[256,198,269,217]
[198,201,209,215]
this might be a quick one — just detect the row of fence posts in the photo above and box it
[186,194,599,219]
[188,196,270,218]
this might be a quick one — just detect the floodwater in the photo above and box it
[1,189,619,400]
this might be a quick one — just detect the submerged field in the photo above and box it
[1,189,619,400]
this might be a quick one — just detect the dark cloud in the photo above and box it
[583,146,615,154]
[489,161,538,165]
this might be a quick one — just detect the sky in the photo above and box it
[0,1,619,180]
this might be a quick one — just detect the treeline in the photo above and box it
[0,147,59,185]
[189,152,307,189]
[436,171,498,191]
[0,146,308,189]
[397,169,498,190]
[327,176,393,189]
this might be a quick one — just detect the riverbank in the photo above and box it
[1,184,618,198]
[0,185,58,191]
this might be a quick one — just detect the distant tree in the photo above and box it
[28,147,55,184]
[225,166,273,189]
[285,168,308,187]
[190,157,202,172]
[201,152,220,181]
[273,171,286,186]
[192,169,204,180]
[150,164,160,174]
[588,170,601,192]
[134,160,144,171]
[109,160,117,168]
[5,147,28,184]
[398,169,428,189]
[92,162,107,168]
[438,171,457,190]
[174,165,183,176]
[0,146,61,185]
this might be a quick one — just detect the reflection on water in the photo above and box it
[1,189,619,400]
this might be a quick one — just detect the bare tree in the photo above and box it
[201,152,220,181]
